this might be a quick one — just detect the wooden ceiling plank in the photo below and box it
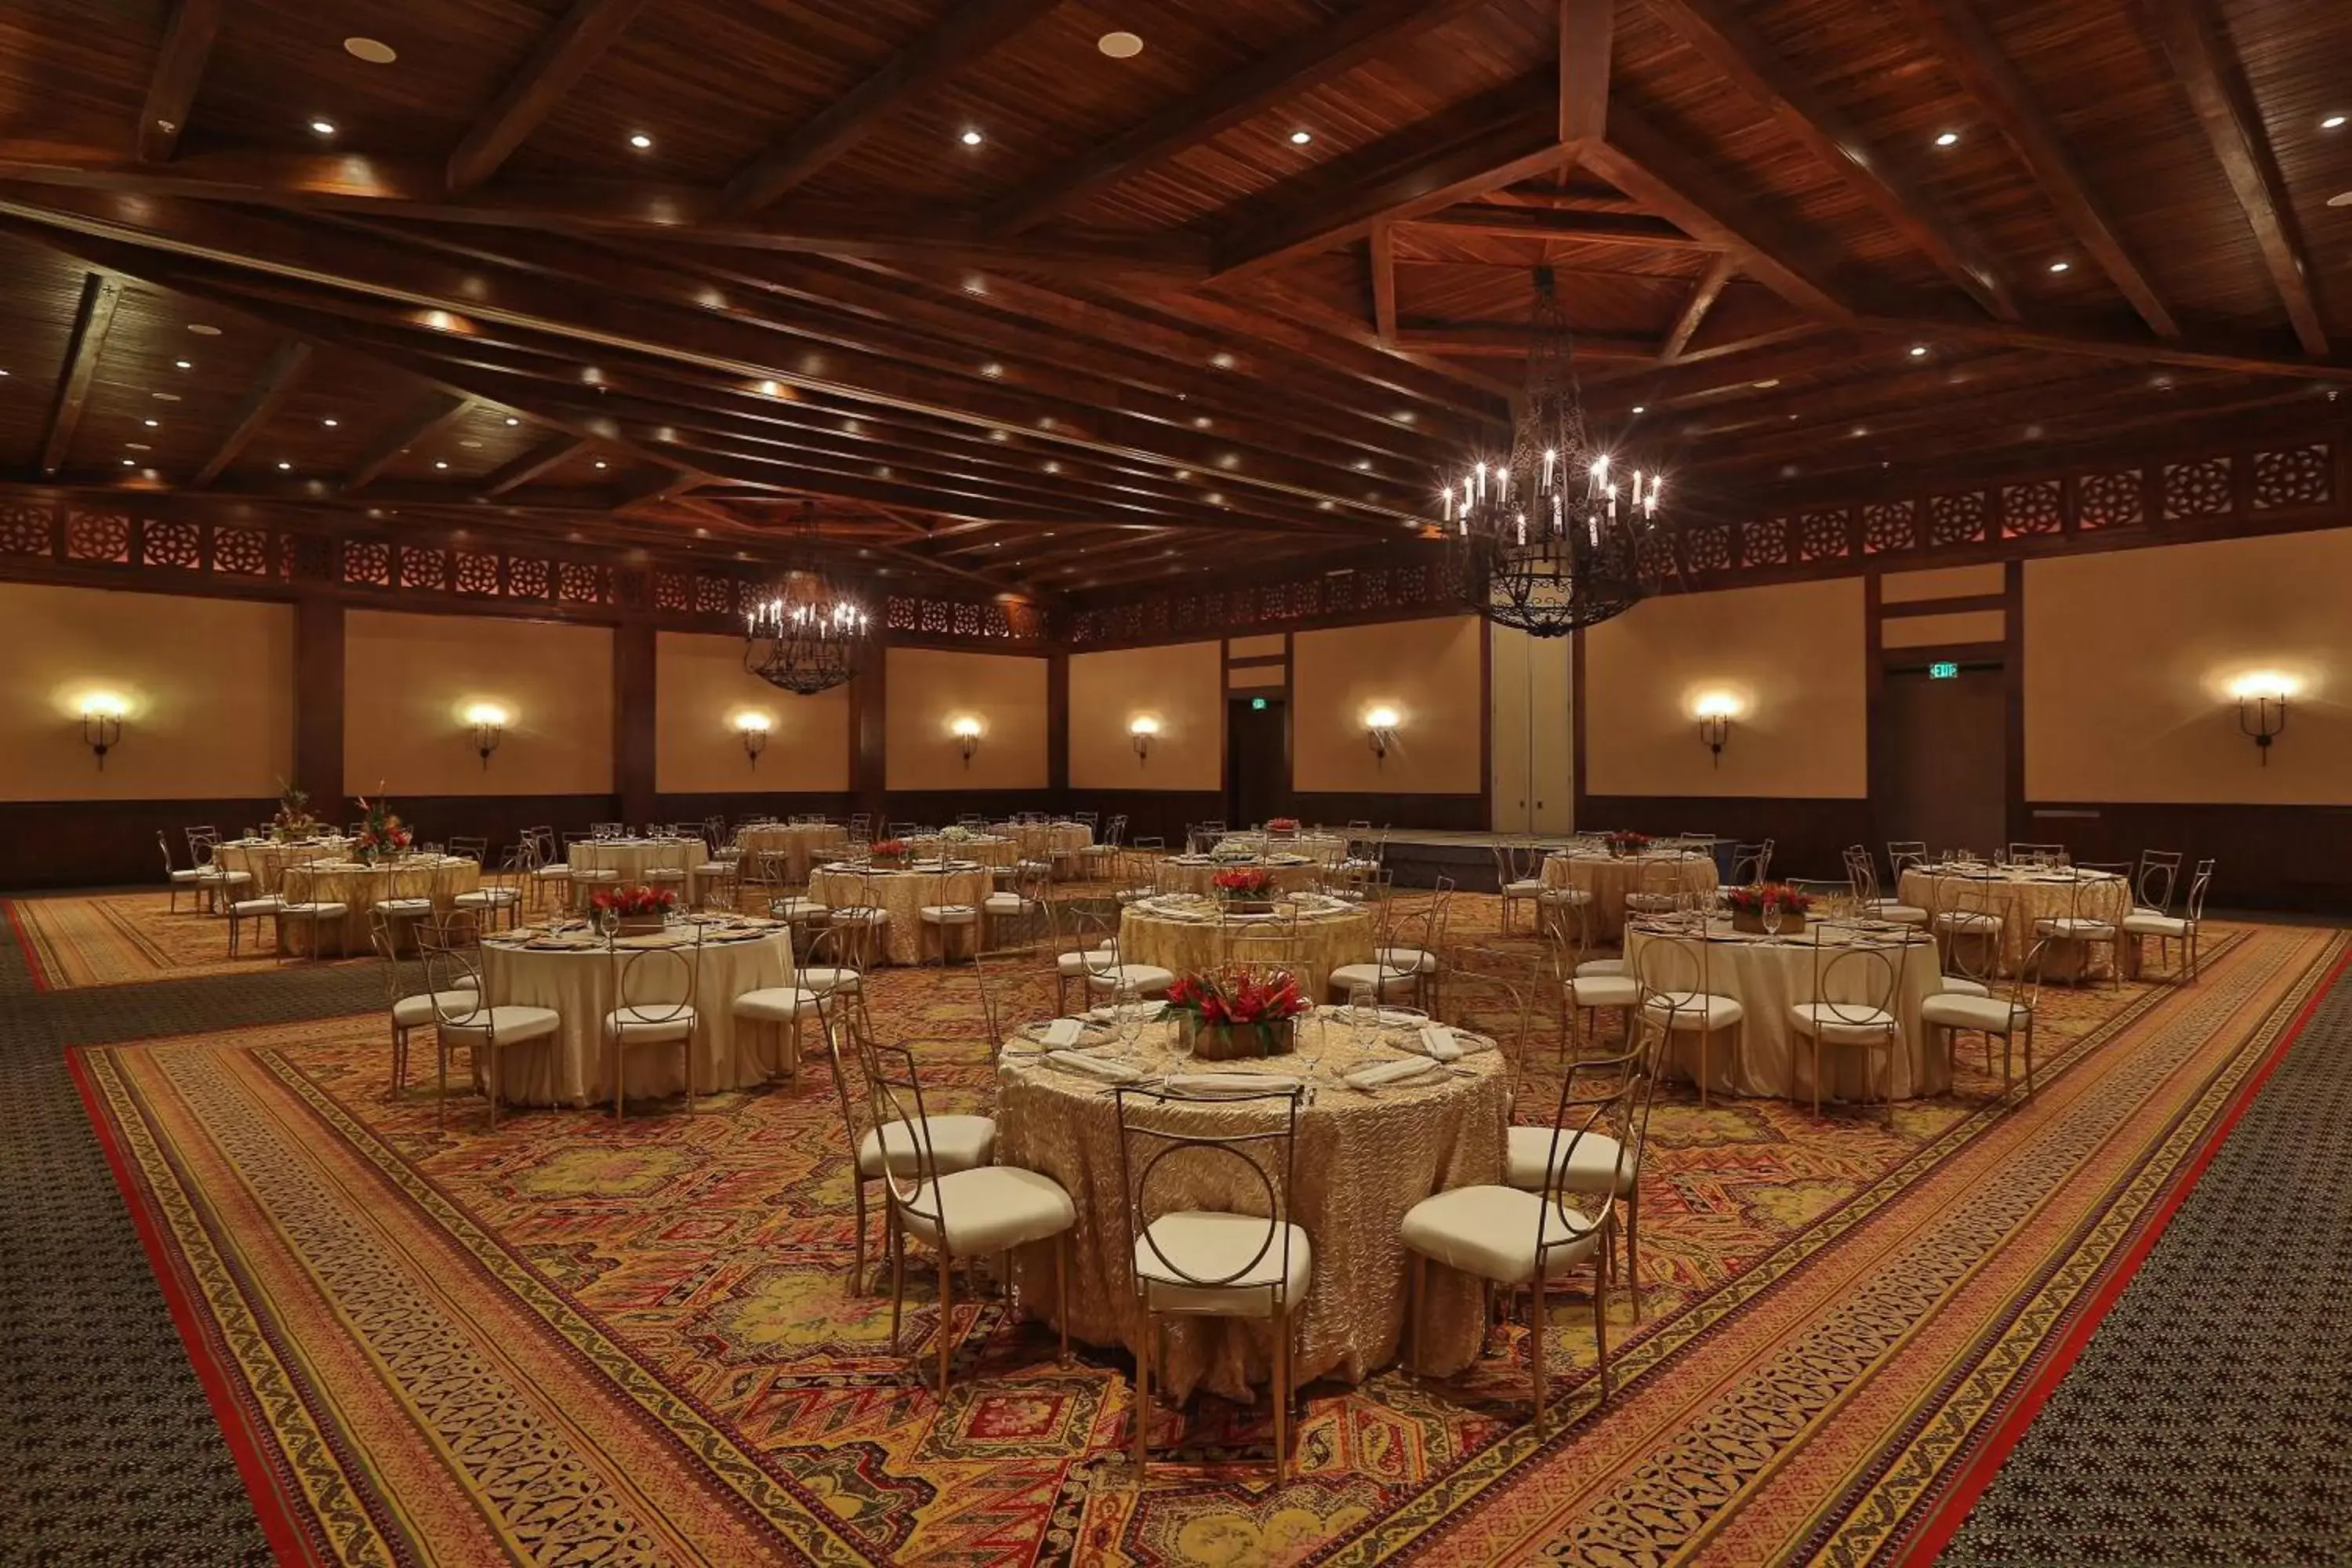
[1559,0,1613,143]
[39,272,123,479]
[448,0,652,193]
[480,434,593,497]
[984,0,1490,235]
[1661,255,1737,361]
[1898,0,2177,338]
[191,339,310,486]
[2143,0,2327,356]
[1647,0,2016,321]
[342,394,475,492]
[1850,310,2352,382]
[138,0,223,163]
[721,0,1063,216]
[1581,105,1852,320]
[1219,281,1522,403]
[1369,222,1399,343]
[1391,323,1657,357]
[1403,207,1711,248]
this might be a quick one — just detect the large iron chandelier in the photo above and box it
[1446,267,1663,637]
[743,506,870,695]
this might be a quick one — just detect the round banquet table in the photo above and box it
[992,820,1093,858]
[996,1010,1509,1403]
[733,823,845,884]
[568,837,698,885]
[1117,892,1374,1000]
[278,855,481,953]
[808,861,989,965]
[477,917,796,1105]
[1897,865,2131,980]
[908,832,1017,869]
[214,837,351,895]
[1214,831,1350,864]
[1543,851,1719,942]
[1624,918,1949,1102]
[1159,854,1325,897]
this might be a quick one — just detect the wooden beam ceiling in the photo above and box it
[39,271,122,479]
[478,435,593,499]
[448,0,653,192]
[138,0,222,164]
[1369,223,1399,344]
[1661,256,1738,361]
[343,394,476,492]
[1402,208,1710,249]
[191,339,310,486]
[1559,0,1613,143]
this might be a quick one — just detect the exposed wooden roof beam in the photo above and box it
[1403,207,1711,249]
[39,272,122,478]
[1647,0,2016,321]
[448,0,651,192]
[1559,0,1613,143]
[1392,322,1657,358]
[984,0,1489,235]
[720,0,1062,216]
[1369,223,1399,343]
[478,435,593,498]
[138,0,223,162]
[1897,0,2177,338]
[1661,256,1737,361]
[343,394,475,492]
[1217,281,1520,403]
[191,339,310,486]
[2143,0,2326,356]
[1852,310,2352,382]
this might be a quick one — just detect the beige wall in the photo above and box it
[1881,563,2004,603]
[344,609,614,797]
[1882,608,2005,649]
[1584,578,1867,797]
[654,631,850,793]
[885,646,1048,790]
[1070,641,1221,791]
[0,583,292,802]
[1292,615,1484,793]
[2026,531,2352,804]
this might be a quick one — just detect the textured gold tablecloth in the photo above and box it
[1898,866,2130,978]
[991,821,1094,858]
[278,857,481,952]
[909,833,1017,869]
[1542,851,1719,941]
[809,864,989,965]
[214,837,351,895]
[997,1014,1508,1402]
[1158,856,1326,896]
[568,839,698,883]
[734,824,846,883]
[1117,896,1374,1000]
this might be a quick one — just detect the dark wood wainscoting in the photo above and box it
[1294,793,1488,833]
[378,795,621,862]
[655,792,855,833]
[2021,801,2352,916]
[1073,789,1226,847]
[1578,796,1873,883]
[880,790,1060,830]
[2,797,281,890]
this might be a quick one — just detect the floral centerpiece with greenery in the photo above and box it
[939,824,975,844]
[1211,866,1279,912]
[591,884,677,935]
[869,837,909,864]
[1164,968,1310,1061]
[1208,837,1259,862]
[1603,829,1652,858]
[269,778,319,842]
[1725,880,1813,935]
[350,793,413,864]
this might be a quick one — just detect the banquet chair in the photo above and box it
[1374,878,1454,1014]
[158,831,209,914]
[2035,863,2130,991]
[1546,908,1639,1054]
[917,864,983,965]
[1886,841,1930,880]
[1632,931,1745,1109]
[1922,937,2050,1099]
[2007,842,2069,867]
[418,922,561,1129]
[982,864,1051,951]
[1118,1082,1312,1483]
[604,922,704,1120]
[1330,903,1439,1007]
[820,868,891,972]
[1071,906,1177,1004]
[272,853,350,964]
[691,854,739,915]
[1786,924,1904,1123]
[1723,840,1774,891]
[563,832,619,912]
[855,1023,1073,1397]
[1402,997,1628,1427]
[525,827,571,913]
[1930,869,2005,982]
[1219,903,1301,974]
[1846,846,1927,927]
[1047,903,1121,1014]
[2122,858,2214,983]
[457,848,528,933]
[1621,855,1686,922]
[2132,850,2184,918]
[1495,842,1548,935]
[1115,840,1164,906]
[223,877,286,958]
[1077,815,1127,884]
[367,908,479,1095]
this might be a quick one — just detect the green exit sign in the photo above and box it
[1928,661,1961,679]
[1251,697,1269,710]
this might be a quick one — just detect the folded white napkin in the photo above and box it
[1082,1000,1167,1025]
[1164,1073,1302,1098]
[1040,1018,1087,1048]
[1044,1051,1143,1083]
[1417,1024,1463,1061]
[1345,1056,1439,1091]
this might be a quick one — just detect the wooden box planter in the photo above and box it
[1185,1017,1299,1061]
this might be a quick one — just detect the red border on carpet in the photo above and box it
[4,898,57,993]
[1899,942,2352,1564]
[67,1048,321,1567]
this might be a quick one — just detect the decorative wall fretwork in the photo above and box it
[1067,554,1463,647]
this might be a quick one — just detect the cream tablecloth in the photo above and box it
[735,824,846,883]
[215,837,351,895]
[1118,893,1374,999]
[1898,866,2131,978]
[278,856,481,953]
[809,862,989,965]
[478,919,796,1105]
[1544,851,1719,942]
[909,833,1017,869]
[1215,831,1350,865]
[997,1011,1508,1402]
[1626,919,1948,1101]
[569,838,698,884]
[1159,855,1325,897]
[992,821,1093,858]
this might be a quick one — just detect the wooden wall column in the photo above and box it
[851,643,887,826]
[615,614,656,824]
[1047,648,1069,798]
[293,591,343,811]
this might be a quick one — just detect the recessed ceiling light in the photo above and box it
[1192,416,1211,428]
[142,418,158,427]
[434,459,449,470]
[593,459,608,469]
[1934,130,1959,147]
[1353,459,1372,471]
[2049,260,2071,273]
[1289,129,1312,146]
[960,129,984,147]
[125,441,149,451]
[1908,344,1929,357]
[321,417,338,427]
[1753,378,1780,389]
[152,391,179,401]
[2329,191,2352,207]
[310,118,337,137]
[1632,405,1646,413]
[628,132,652,149]
[2325,114,2347,130]
[121,458,135,466]
[1098,30,1144,57]
[174,359,191,369]
[343,36,397,64]
[503,415,521,425]
[187,323,220,336]
[0,368,10,376]
[277,461,292,470]
[1210,351,1236,368]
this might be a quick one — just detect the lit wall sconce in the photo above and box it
[735,711,772,770]
[1693,691,1741,768]
[463,702,508,771]
[1129,714,1160,764]
[2230,671,2294,764]
[80,692,126,771]
[950,714,982,767]
[1365,706,1400,762]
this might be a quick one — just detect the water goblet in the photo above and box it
[1762,896,1783,940]
[1348,982,1379,1050]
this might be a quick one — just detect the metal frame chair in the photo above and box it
[603,920,703,1120]
[1786,923,1904,1122]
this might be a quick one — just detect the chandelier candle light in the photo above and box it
[744,506,871,696]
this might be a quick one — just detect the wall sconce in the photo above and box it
[950,715,982,767]
[735,711,771,770]
[1365,706,1400,761]
[80,692,126,771]
[2230,671,2293,764]
[1693,691,1740,768]
[1129,714,1160,763]
[463,702,508,771]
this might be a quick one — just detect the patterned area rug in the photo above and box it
[5,891,361,991]
[71,909,2340,1566]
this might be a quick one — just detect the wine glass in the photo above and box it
[1114,980,1144,1054]
[1348,982,1379,1050]
[1167,1004,1196,1084]
[1762,895,1783,939]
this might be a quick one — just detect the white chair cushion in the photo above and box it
[695,862,732,877]
[1787,1000,1898,1043]
[1057,949,1119,977]
[830,906,890,925]
[1936,911,2002,931]
[196,869,252,885]
[2034,916,2115,935]
[227,896,285,915]
[920,904,980,923]
[1327,963,1418,1000]
[374,897,434,914]
[1503,879,1548,895]
[644,867,688,880]
[278,901,349,917]
[1937,976,1991,997]
[604,1005,696,1042]
[771,897,827,919]
[1921,993,2029,1033]
[169,869,207,884]
[572,868,621,882]
[1569,975,1641,1008]
[1864,902,1929,925]
[732,986,820,1022]
[1645,990,1745,1029]
[1506,1127,1633,1196]
[452,888,521,906]
[1083,964,1174,995]
[1399,1185,1601,1286]
[1377,947,1439,974]
[2122,912,2190,937]
[982,892,1031,913]
[796,966,861,994]
[1575,958,1626,978]
[857,1113,996,1178]
[437,1004,561,1044]
[392,989,487,1029]
[898,1166,1075,1254]
[1134,1212,1312,1316]
[1538,887,1594,906]
[533,865,575,879]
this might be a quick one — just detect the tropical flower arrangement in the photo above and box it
[1603,829,1652,857]
[351,793,413,862]
[1165,968,1310,1060]
[590,884,677,918]
[269,778,318,842]
[1725,880,1813,934]
[1265,816,1301,833]
[869,838,909,861]
[1211,867,1276,897]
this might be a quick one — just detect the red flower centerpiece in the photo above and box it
[1210,866,1279,911]
[869,837,909,865]
[1725,880,1813,935]
[351,793,414,864]
[1265,816,1301,834]
[1603,829,1652,858]
[591,883,677,935]
[1165,968,1311,1060]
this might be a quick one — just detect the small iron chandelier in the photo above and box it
[743,505,870,695]
[1446,267,1662,637]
